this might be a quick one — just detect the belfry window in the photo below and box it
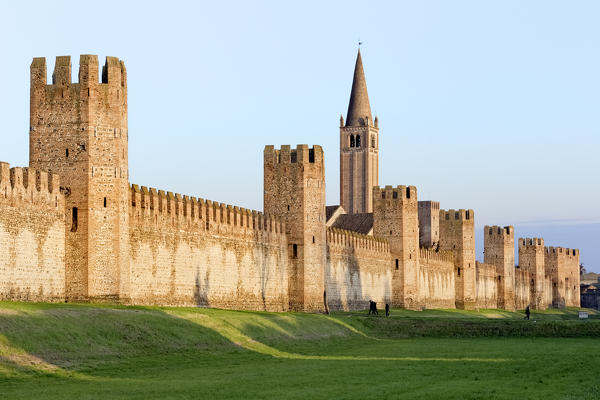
[350,135,355,148]
[371,137,376,148]
[356,135,361,147]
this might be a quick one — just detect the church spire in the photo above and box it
[345,49,372,127]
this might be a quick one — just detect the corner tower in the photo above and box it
[264,145,326,312]
[29,55,130,302]
[340,49,379,214]
[484,226,515,311]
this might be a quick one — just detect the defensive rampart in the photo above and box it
[475,262,498,309]
[128,185,289,311]
[418,249,455,309]
[0,163,65,301]
[325,227,391,311]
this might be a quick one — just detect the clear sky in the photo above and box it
[1,1,598,270]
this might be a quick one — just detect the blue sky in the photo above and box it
[0,1,598,270]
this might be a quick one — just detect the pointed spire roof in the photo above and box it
[345,49,372,127]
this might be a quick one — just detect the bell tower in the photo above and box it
[340,49,379,214]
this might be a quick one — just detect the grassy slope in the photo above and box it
[0,302,599,400]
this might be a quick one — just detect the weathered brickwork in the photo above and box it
[418,249,455,309]
[439,209,476,310]
[484,226,516,311]
[0,163,65,301]
[264,145,326,311]
[373,185,419,309]
[518,238,546,309]
[0,51,583,313]
[325,228,391,311]
[475,262,498,309]
[418,201,440,248]
[129,186,288,310]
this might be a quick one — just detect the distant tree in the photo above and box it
[580,263,586,276]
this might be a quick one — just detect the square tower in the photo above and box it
[373,185,419,309]
[439,209,476,310]
[418,201,440,248]
[264,145,326,312]
[484,226,515,311]
[518,237,546,310]
[29,55,129,301]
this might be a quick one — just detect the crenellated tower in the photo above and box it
[439,209,476,310]
[518,237,546,310]
[29,55,129,302]
[484,226,515,311]
[340,49,379,214]
[264,145,326,312]
[373,185,419,309]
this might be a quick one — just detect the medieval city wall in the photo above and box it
[128,185,289,311]
[0,163,66,301]
[514,268,531,310]
[325,227,391,311]
[545,246,580,308]
[475,262,498,309]
[417,249,455,309]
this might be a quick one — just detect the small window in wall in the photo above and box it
[498,275,502,282]
[292,244,298,258]
[103,197,107,208]
[312,236,315,243]
[287,205,290,211]
[66,148,69,158]
[71,207,78,232]
[531,279,534,285]
[395,259,399,270]
[457,267,461,277]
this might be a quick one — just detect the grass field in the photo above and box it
[1,302,599,399]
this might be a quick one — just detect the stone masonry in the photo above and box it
[0,51,581,312]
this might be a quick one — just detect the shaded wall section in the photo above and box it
[418,249,455,309]
[325,228,391,311]
[129,185,288,311]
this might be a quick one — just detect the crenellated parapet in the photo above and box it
[264,144,324,166]
[0,162,64,211]
[373,185,417,205]
[129,184,285,240]
[419,248,454,264]
[327,227,390,255]
[545,246,579,258]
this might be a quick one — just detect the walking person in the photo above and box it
[524,305,530,320]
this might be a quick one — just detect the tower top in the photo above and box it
[345,49,372,127]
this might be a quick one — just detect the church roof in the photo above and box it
[345,49,373,127]
[329,212,373,235]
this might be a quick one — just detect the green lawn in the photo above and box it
[1,302,599,399]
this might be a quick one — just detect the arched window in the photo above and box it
[371,136,376,148]
[349,135,355,148]
[356,135,361,147]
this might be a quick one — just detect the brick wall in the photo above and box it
[128,186,288,310]
[0,163,65,301]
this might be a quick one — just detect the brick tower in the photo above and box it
[264,145,326,311]
[373,185,419,309]
[439,209,476,310]
[518,237,546,310]
[340,49,379,214]
[29,55,130,302]
[484,226,515,311]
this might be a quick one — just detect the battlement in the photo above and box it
[418,200,439,210]
[484,225,514,238]
[0,162,63,210]
[373,185,418,203]
[440,208,474,222]
[264,145,324,165]
[130,184,284,236]
[31,55,127,89]
[519,237,545,249]
[545,246,579,257]
[419,248,454,264]
[327,227,390,254]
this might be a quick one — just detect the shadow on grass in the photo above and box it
[0,301,524,382]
